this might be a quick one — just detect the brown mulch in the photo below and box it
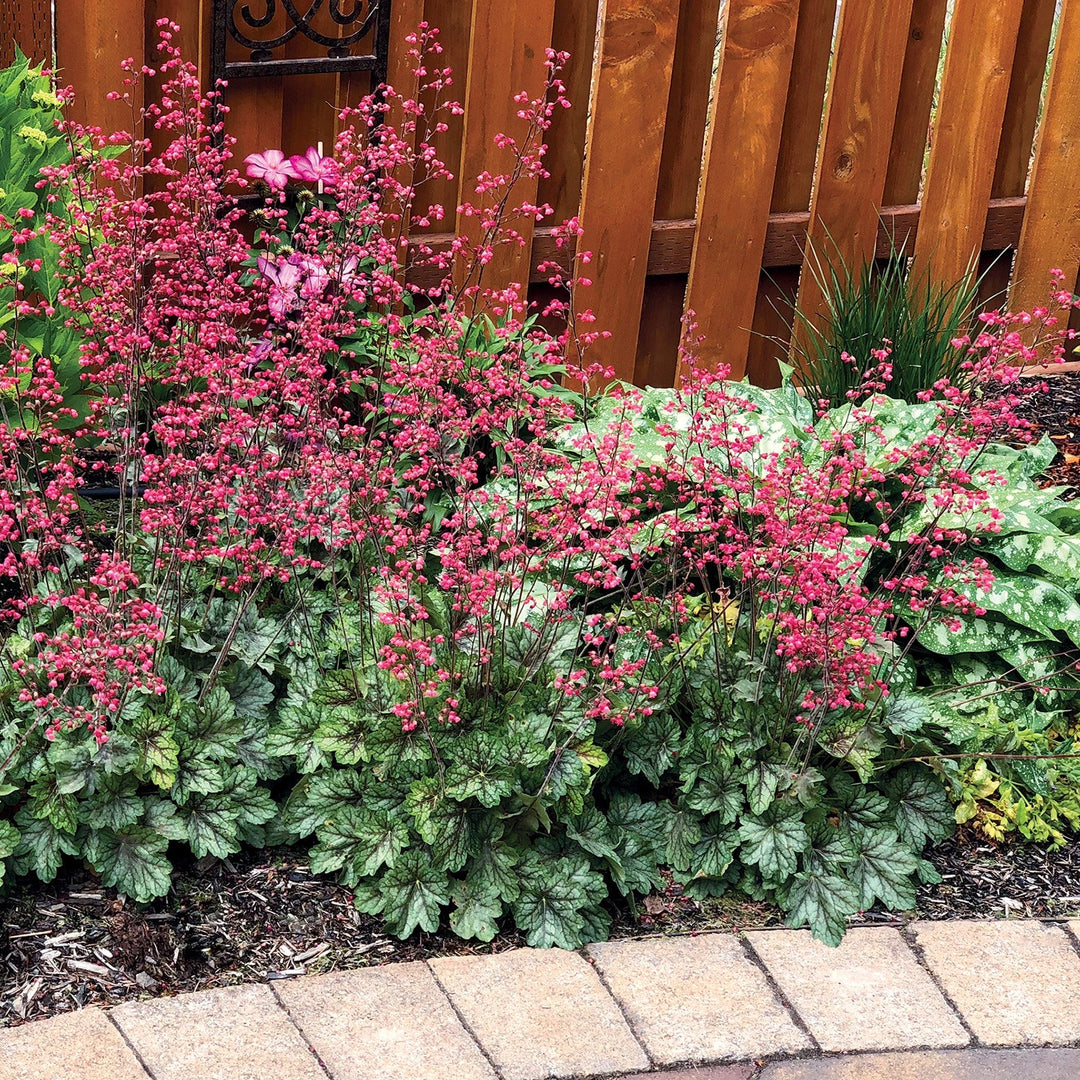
[4,373,1080,1026]
[1017,369,1080,497]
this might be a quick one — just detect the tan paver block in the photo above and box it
[429,947,650,1080]
[758,1047,1080,1079]
[0,1008,148,1080]
[276,960,496,1080]
[112,983,324,1080]
[912,920,1080,1045]
[745,927,968,1052]
[586,934,809,1063]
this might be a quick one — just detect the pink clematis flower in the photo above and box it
[290,145,340,189]
[257,254,331,319]
[244,149,300,190]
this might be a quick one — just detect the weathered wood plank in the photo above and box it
[453,0,557,303]
[794,0,915,333]
[571,0,680,382]
[993,0,1057,198]
[678,0,800,382]
[882,0,948,207]
[407,197,1028,288]
[912,0,1024,286]
[1011,0,1080,314]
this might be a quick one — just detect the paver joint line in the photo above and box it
[106,1011,159,1080]
[736,935,821,1053]
[269,981,337,1080]
[896,923,979,1046]
[580,951,657,1069]
[424,960,506,1080]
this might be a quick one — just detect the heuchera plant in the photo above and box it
[0,22,1078,945]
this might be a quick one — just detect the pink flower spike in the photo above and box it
[290,146,340,188]
[244,149,299,190]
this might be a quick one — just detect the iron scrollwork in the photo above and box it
[211,0,390,86]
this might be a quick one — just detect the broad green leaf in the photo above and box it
[745,762,791,816]
[224,663,275,721]
[512,853,600,949]
[847,824,919,910]
[28,774,78,834]
[380,851,451,937]
[130,710,180,789]
[268,702,330,774]
[178,687,244,760]
[691,815,737,878]
[178,798,241,859]
[684,762,744,824]
[623,713,681,786]
[737,804,808,883]
[85,827,172,902]
[445,733,514,807]
[284,769,369,836]
[449,880,502,942]
[310,805,410,884]
[467,818,522,901]
[11,811,75,881]
[665,808,701,872]
[566,805,619,861]
[78,774,144,831]
[883,768,954,848]
[315,704,369,765]
[785,868,860,947]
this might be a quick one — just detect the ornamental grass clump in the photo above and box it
[1,24,1078,946]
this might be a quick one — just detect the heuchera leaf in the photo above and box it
[130,710,180,789]
[380,850,451,937]
[737,803,808,883]
[512,853,602,949]
[684,762,744,824]
[784,867,860,947]
[85,826,172,902]
[623,713,680,786]
[846,824,919,910]
[310,805,410,884]
[884,768,955,849]
[449,879,502,942]
[11,810,76,882]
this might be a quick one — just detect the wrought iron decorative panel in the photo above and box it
[210,0,391,86]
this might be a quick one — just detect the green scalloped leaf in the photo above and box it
[85,826,172,902]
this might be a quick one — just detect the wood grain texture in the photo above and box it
[55,0,146,133]
[536,0,600,223]
[769,0,836,213]
[572,0,680,382]
[912,0,1024,287]
[882,0,948,206]
[993,0,1057,198]
[453,0,557,301]
[794,0,915,335]
[413,0,474,234]
[1011,0,1080,315]
[406,197,1027,289]
[678,0,800,383]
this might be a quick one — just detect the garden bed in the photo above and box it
[2,829,1079,1027]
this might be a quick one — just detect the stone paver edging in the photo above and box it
[3,919,1080,1080]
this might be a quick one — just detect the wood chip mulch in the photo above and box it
[3,373,1080,1026]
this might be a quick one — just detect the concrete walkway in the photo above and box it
[3,919,1080,1079]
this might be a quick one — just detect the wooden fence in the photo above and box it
[4,0,1080,387]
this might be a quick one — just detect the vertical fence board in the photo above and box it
[637,0,722,386]
[413,0,474,234]
[1,0,52,66]
[1011,0,1080,315]
[769,0,836,214]
[794,0,915,334]
[678,0,799,383]
[912,0,1023,287]
[55,0,146,133]
[882,0,948,207]
[747,0,834,384]
[993,0,1057,198]
[536,0,599,224]
[453,0,557,301]
[572,0,679,382]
